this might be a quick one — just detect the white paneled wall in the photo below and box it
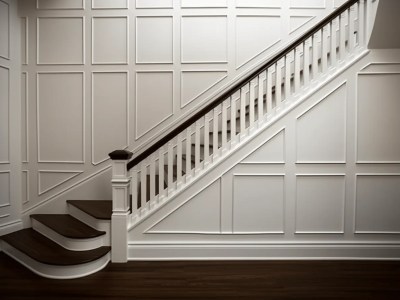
[0,0,22,234]
[128,50,400,259]
[19,0,339,215]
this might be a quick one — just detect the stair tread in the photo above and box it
[31,214,106,239]
[0,228,111,266]
[67,200,112,220]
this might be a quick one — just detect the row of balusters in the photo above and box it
[130,0,368,217]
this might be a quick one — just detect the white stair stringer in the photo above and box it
[1,240,111,280]
[128,47,370,231]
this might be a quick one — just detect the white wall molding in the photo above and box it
[181,0,228,8]
[136,0,173,9]
[0,65,10,164]
[0,171,11,208]
[36,0,85,10]
[20,17,28,65]
[92,0,128,10]
[22,170,29,205]
[0,0,10,60]
[38,170,83,196]
[290,0,327,9]
[0,219,23,236]
[21,71,28,163]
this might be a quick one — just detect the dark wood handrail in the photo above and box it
[127,0,359,170]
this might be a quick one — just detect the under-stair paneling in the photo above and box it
[355,175,400,234]
[357,73,400,163]
[0,65,9,164]
[37,72,84,163]
[296,83,347,163]
[233,174,285,234]
[92,72,128,165]
[37,17,84,65]
[36,0,85,10]
[146,179,221,234]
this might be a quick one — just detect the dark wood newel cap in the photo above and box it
[109,150,133,160]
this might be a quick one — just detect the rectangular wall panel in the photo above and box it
[37,17,84,64]
[136,17,173,64]
[136,72,173,138]
[233,175,285,233]
[21,72,28,162]
[92,72,128,165]
[92,0,128,9]
[356,175,400,233]
[296,175,345,233]
[290,0,326,9]
[0,66,9,163]
[37,72,84,163]
[236,0,281,8]
[37,0,84,10]
[136,0,173,8]
[181,0,227,8]
[0,0,9,59]
[0,172,10,207]
[22,171,29,204]
[21,17,28,64]
[92,17,128,64]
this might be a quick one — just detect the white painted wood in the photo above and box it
[322,25,329,73]
[266,67,273,113]
[167,141,173,193]
[185,127,192,180]
[294,45,302,92]
[303,39,311,85]
[158,147,165,199]
[203,113,210,166]
[213,106,220,158]
[240,85,248,136]
[222,100,228,149]
[349,4,357,51]
[285,51,293,101]
[194,121,201,172]
[176,133,183,187]
[149,154,156,203]
[312,31,321,80]
[249,80,256,129]
[358,0,365,47]
[339,10,348,61]
[330,18,338,67]
[140,160,147,210]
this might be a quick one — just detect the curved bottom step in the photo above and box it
[1,240,110,279]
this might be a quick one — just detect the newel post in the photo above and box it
[109,150,133,263]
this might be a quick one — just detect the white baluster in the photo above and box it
[195,120,201,172]
[358,0,365,47]
[158,146,165,200]
[222,99,228,150]
[230,92,238,146]
[140,160,147,211]
[176,132,183,189]
[131,165,139,216]
[167,141,174,194]
[275,61,283,106]
[295,45,303,92]
[349,5,356,53]
[366,0,372,43]
[340,10,348,61]
[330,17,338,68]
[186,126,192,180]
[204,112,210,166]
[304,38,311,86]
[258,72,266,123]
[240,84,249,138]
[149,154,156,205]
[285,51,294,101]
[213,106,219,159]
[266,66,273,114]
[312,31,321,80]
[249,79,256,130]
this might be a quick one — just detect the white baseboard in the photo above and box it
[128,243,400,260]
[0,220,23,237]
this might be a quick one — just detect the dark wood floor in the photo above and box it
[1,253,400,300]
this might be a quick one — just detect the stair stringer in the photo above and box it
[125,49,400,261]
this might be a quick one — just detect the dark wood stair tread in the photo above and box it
[1,229,111,266]
[67,200,112,220]
[31,214,106,239]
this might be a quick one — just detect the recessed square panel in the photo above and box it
[233,175,285,233]
[136,17,173,64]
[356,175,400,233]
[290,0,326,9]
[357,74,400,163]
[236,0,281,8]
[0,0,9,59]
[136,0,173,8]
[92,72,128,165]
[0,66,9,163]
[136,72,173,138]
[37,73,84,163]
[0,172,10,207]
[92,17,128,64]
[181,16,227,63]
[37,0,84,9]
[37,17,83,64]
[181,0,227,7]
[296,175,345,233]
[92,0,128,9]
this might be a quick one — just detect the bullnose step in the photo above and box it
[67,200,112,220]
[31,214,106,239]
[0,228,111,266]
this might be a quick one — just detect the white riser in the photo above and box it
[31,219,109,250]
[1,240,110,280]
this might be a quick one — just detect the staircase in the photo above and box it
[0,200,112,279]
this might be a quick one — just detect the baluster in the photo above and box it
[230,92,238,145]
[275,61,282,106]
[131,165,139,215]
[349,5,356,53]
[322,25,329,74]
[366,0,372,42]
[285,51,293,101]
[312,31,321,80]
[213,106,219,158]
[176,132,183,188]
[240,84,248,137]
[149,154,156,205]
[249,79,256,130]
[140,160,147,211]
[258,72,266,122]
[222,99,228,150]
[304,38,311,86]
[358,0,365,47]
[266,66,273,114]
[330,17,338,68]
[295,44,302,92]
[195,120,201,172]
[340,10,348,61]
[204,113,210,166]
[186,126,192,180]
[158,146,165,200]
[167,141,174,194]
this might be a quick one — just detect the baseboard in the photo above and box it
[0,220,23,237]
[128,243,400,260]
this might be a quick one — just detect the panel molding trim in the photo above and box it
[0,0,10,60]
[36,0,85,10]
[0,65,10,164]
[92,0,128,10]
[0,170,10,208]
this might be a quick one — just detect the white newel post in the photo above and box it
[109,150,133,263]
